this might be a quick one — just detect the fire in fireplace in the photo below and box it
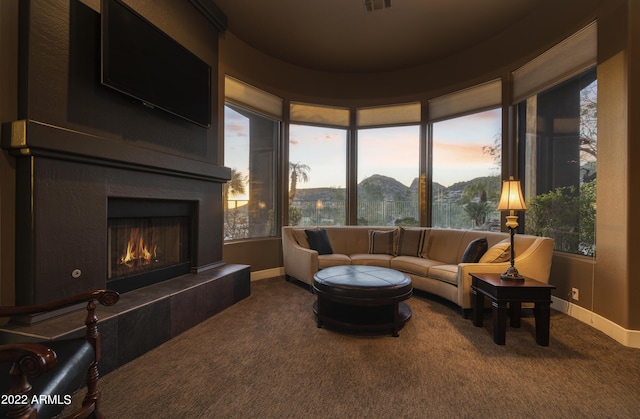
[107,199,194,293]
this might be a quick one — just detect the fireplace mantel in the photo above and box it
[2,119,231,183]
[2,119,231,306]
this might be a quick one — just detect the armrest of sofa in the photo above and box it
[282,228,319,285]
[456,236,554,309]
[0,289,119,419]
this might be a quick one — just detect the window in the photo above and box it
[518,68,597,256]
[223,104,279,240]
[431,109,502,230]
[288,124,347,226]
[357,125,420,226]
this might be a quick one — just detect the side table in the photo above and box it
[470,273,556,346]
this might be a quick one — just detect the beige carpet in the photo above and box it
[64,276,640,418]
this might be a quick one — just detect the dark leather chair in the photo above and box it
[0,290,119,419]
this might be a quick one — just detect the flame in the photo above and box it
[119,228,157,267]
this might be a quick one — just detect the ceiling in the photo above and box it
[213,0,550,73]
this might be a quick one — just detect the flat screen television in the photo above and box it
[101,0,211,128]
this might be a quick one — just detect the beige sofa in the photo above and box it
[282,226,554,315]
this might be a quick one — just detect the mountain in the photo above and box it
[358,174,413,201]
[291,174,497,203]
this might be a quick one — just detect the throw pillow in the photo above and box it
[396,227,426,257]
[461,237,488,263]
[478,239,511,263]
[368,230,395,255]
[305,229,333,255]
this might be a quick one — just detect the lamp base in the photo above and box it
[500,266,525,282]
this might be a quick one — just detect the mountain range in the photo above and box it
[292,174,499,202]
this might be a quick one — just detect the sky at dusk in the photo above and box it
[225,106,501,200]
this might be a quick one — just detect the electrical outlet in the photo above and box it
[571,287,579,301]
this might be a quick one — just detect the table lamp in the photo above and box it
[497,177,527,281]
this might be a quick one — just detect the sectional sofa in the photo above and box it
[282,226,554,315]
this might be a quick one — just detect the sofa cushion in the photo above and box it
[423,229,466,264]
[396,227,426,257]
[305,229,333,255]
[351,253,394,267]
[391,256,446,277]
[318,254,352,269]
[369,229,396,255]
[479,239,511,263]
[427,264,459,286]
[461,237,488,263]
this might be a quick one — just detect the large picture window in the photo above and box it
[431,109,502,230]
[288,124,347,226]
[223,104,279,240]
[357,125,420,226]
[518,67,597,256]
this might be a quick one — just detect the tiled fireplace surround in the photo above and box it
[0,120,250,374]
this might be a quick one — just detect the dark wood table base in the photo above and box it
[470,273,555,346]
[313,299,412,337]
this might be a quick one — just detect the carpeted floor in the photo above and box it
[65,276,640,418]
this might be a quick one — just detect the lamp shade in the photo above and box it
[497,178,527,211]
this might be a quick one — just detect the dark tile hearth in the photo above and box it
[0,264,250,375]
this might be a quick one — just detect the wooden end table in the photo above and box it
[470,273,556,346]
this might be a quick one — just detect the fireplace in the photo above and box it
[107,199,195,293]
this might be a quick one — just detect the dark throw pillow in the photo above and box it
[396,227,426,257]
[368,230,395,255]
[461,237,489,263]
[305,229,333,255]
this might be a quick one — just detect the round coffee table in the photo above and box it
[313,265,412,337]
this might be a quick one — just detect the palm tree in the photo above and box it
[223,168,248,239]
[289,162,310,206]
[461,178,499,227]
[223,168,247,209]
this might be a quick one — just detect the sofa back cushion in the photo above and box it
[423,229,466,264]
[324,226,395,255]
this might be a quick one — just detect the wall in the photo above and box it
[0,0,230,304]
[218,0,640,336]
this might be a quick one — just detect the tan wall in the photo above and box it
[594,2,630,327]
[223,238,282,273]
[218,0,640,331]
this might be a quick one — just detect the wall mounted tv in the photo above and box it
[101,0,211,128]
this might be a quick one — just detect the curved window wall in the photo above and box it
[223,23,597,256]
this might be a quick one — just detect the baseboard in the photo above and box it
[251,267,285,281]
[552,296,640,348]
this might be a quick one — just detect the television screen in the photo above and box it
[101,0,211,128]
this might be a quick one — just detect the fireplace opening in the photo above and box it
[107,199,194,293]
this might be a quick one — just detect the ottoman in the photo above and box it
[312,265,413,337]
